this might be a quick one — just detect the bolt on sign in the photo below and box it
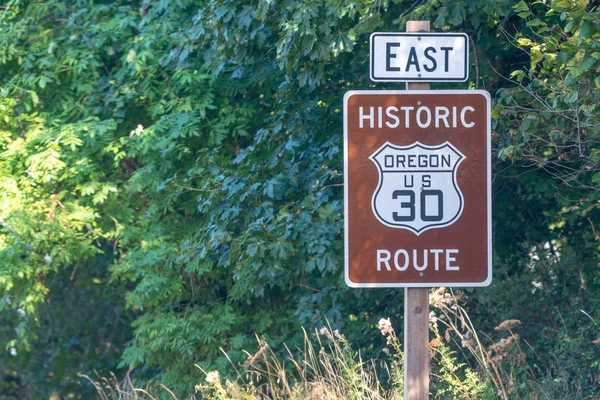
[344,90,491,287]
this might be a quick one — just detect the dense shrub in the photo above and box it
[0,0,598,397]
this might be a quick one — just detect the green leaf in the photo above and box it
[580,56,596,72]
[567,66,582,77]
[526,19,543,27]
[569,90,579,103]
[447,2,464,25]
[554,0,573,8]
[531,47,543,64]
[513,0,529,13]
[578,20,592,41]
[510,69,526,82]
[517,38,534,47]
[565,20,575,33]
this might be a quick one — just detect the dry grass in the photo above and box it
[196,325,390,399]
[428,287,550,400]
[85,324,392,400]
[80,371,176,400]
[88,289,563,399]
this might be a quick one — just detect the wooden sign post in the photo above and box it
[404,21,431,400]
[343,19,491,400]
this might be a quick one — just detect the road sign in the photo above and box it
[344,90,491,287]
[370,33,468,82]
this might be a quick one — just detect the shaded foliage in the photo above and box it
[0,0,598,398]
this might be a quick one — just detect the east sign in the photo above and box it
[370,33,468,82]
[344,91,491,287]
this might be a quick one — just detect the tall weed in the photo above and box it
[89,289,597,399]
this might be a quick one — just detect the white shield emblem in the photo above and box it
[370,141,465,235]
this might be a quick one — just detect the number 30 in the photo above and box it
[392,190,443,222]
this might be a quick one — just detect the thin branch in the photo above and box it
[469,30,481,89]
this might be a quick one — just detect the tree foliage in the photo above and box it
[0,0,598,398]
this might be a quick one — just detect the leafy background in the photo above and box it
[0,0,598,398]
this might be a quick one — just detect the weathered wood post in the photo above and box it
[403,21,431,400]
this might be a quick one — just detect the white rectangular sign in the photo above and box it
[370,33,469,82]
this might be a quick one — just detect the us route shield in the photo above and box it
[370,141,465,235]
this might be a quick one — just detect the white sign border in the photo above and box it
[343,90,492,288]
[370,33,469,82]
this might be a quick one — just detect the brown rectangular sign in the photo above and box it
[344,90,491,287]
